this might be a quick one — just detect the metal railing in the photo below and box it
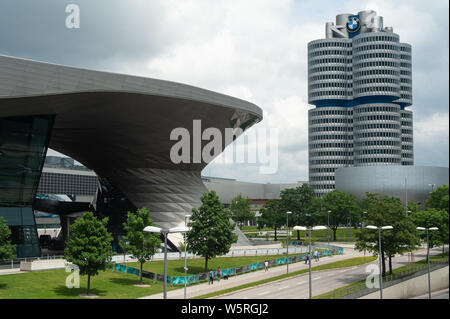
[112,243,340,263]
[317,257,449,299]
[113,244,345,286]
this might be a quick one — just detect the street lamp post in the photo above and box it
[293,225,327,299]
[349,213,352,241]
[144,225,190,299]
[286,211,292,274]
[184,215,191,299]
[366,225,393,299]
[417,226,439,299]
[362,212,367,263]
[405,210,413,263]
[327,210,331,246]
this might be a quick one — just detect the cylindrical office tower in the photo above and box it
[400,109,414,165]
[308,37,353,196]
[307,10,413,196]
[352,32,402,166]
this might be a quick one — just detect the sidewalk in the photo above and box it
[0,268,26,276]
[139,247,365,299]
[410,288,449,299]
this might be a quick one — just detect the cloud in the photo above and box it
[414,113,449,166]
[3,0,448,182]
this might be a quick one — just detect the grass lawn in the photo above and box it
[0,268,173,299]
[194,256,376,299]
[241,226,361,242]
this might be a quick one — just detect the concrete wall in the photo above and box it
[360,266,449,299]
[20,259,68,271]
[203,176,306,204]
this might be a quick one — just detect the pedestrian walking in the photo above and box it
[264,260,269,272]
[314,250,318,262]
[217,267,221,282]
[208,270,214,285]
[317,251,320,262]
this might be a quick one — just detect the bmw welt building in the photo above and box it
[308,10,413,196]
[0,55,262,257]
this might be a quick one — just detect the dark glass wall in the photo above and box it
[0,115,55,258]
[94,176,137,253]
[93,177,178,253]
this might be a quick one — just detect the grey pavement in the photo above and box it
[0,268,26,276]
[216,246,446,299]
[139,245,365,299]
[410,288,449,299]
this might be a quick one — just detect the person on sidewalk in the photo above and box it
[217,267,221,282]
[208,270,214,285]
[314,250,318,262]
[317,251,320,262]
[264,260,269,272]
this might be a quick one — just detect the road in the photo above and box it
[217,246,447,299]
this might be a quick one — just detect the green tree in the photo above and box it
[426,185,449,212]
[320,190,360,241]
[230,194,255,227]
[355,193,419,275]
[64,212,113,295]
[120,207,161,284]
[410,208,449,254]
[258,199,283,241]
[0,217,16,262]
[278,184,316,240]
[186,191,237,272]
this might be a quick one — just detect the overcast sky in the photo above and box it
[1,0,448,183]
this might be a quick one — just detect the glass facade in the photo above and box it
[0,115,55,258]
[94,176,137,253]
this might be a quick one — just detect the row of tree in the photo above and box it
[0,190,237,296]
[0,185,447,294]
[255,184,449,276]
[65,190,237,294]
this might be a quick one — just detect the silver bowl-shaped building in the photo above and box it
[0,55,262,257]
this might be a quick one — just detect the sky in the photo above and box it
[1,0,448,183]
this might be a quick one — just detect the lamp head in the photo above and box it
[168,226,190,233]
[143,226,162,233]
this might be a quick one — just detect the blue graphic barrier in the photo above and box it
[113,246,342,285]
[114,264,126,272]
[127,266,140,276]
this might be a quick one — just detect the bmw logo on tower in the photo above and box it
[346,15,360,33]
